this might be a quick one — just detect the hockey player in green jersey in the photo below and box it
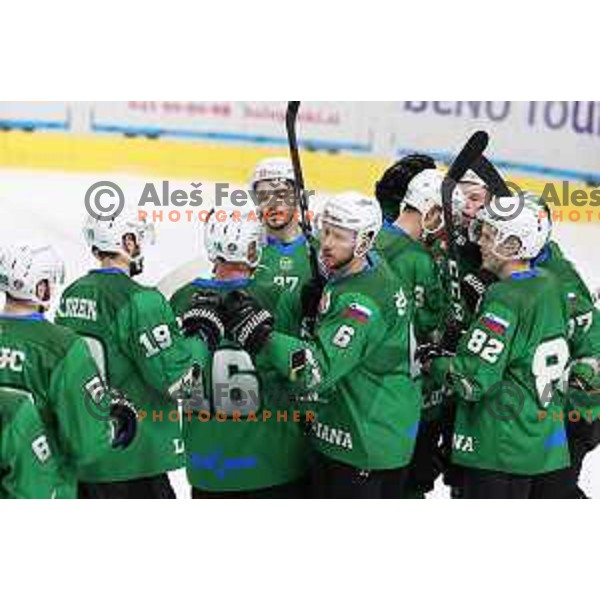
[529,206,600,498]
[170,210,310,498]
[56,210,209,498]
[223,192,421,498]
[0,388,59,499]
[0,244,136,499]
[375,155,452,497]
[457,185,600,497]
[250,157,312,298]
[375,160,448,341]
[428,198,572,498]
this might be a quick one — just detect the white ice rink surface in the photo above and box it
[1,167,598,499]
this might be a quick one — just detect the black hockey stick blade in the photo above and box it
[446,130,490,183]
[440,131,489,330]
[285,101,306,191]
[472,154,511,197]
[442,130,489,246]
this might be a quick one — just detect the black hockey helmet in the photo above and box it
[375,154,437,221]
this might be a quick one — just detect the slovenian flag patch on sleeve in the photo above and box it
[342,303,373,324]
[481,312,510,335]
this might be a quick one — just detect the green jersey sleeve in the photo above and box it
[116,289,210,397]
[433,290,517,403]
[1,398,59,499]
[567,305,600,413]
[48,338,114,471]
[545,247,600,413]
[259,292,385,395]
[413,252,447,342]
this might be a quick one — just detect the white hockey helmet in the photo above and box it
[250,157,295,191]
[459,169,488,187]
[204,210,266,268]
[403,169,465,235]
[0,244,65,307]
[318,191,383,257]
[83,209,155,275]
[471,192,551,260]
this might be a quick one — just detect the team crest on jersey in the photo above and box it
[318,290,331,314]
[279,257,293,272]
[394,288,408,316]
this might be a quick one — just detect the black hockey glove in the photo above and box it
[415,342,456,375]
[439,315,465,354]
[460,268,497,315]
[300,274,327,335]
[180,290,225,352]
[222,290,274,355]
[109,393,138,450]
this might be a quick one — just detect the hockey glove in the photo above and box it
[180,290,225,351]
[109,392,138,450]
[415,342,456,376]
[223,290,274,354]
[568,358,600,399]
[461,268,497,315]
[439,315,466,354]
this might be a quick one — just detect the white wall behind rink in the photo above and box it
[1,101,599,182]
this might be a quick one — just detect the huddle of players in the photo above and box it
[1,153,599,498]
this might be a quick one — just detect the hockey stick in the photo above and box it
[285,101,320,281]
[441,131,489,329]
[156,257,210,299]
[442,131,490,252]
[472,154,511,197]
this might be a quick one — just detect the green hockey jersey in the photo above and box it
[170,276,310,492]
[533,241,600,418]
[425,235,483,330]
[254,234,313,297]
[257,253,421,470]
[56,268,209,482]
[432,267,571,475]
[377,221,446,342]
[0,313,115,496]
[377,221,447,420]
[0,388,60,499]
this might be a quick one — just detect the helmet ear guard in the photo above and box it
[0,244,65,308]
[318,192,383,259]
[83,211,155,276]
[473,193,551,261]
[354,230,376,258]
[402,169,465,239]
